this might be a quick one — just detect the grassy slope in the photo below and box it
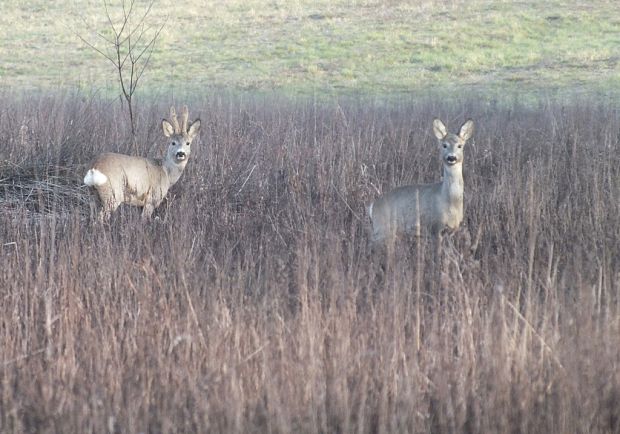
[1,0,619,96]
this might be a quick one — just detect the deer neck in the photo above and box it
[441,163,464,205]
[162,159,187,186]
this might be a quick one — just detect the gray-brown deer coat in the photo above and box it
[368,118,474,243]
[84,106,201,220]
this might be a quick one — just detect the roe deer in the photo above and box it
[83,106,201,220]
[368,118,474,244]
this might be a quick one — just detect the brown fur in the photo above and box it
[368,118,474,243]
[84,106,201,220]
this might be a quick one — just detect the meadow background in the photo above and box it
[2,0,620,96]
[1,0,620,432]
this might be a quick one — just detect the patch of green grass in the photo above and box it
[1,0,619,97]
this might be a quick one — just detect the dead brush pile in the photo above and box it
[0,162,89,217]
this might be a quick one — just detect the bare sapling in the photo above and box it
[74,0,167,143]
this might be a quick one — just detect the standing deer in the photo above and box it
[83,106,201,220]
[368,118,474,244]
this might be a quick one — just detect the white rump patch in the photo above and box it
[83,168,108,186]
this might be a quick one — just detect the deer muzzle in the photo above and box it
[445,155,457,165]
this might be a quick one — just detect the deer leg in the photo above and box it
[141,204,155,220]
[98,199,119,222]
[94,184,119,222]
[88,196,98,221]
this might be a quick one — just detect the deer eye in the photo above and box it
[186,142,190,146]
[458,144,463,148]
[171,141,177,146]
[443,143,447,148]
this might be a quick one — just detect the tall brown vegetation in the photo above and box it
[0,92,619,433]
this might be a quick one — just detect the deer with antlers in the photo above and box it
[83,106,201,221]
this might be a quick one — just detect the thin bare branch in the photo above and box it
[129,54,136,95]
[119,48,131,69]
[134,24,161,63]
[72,11,116,46]
[134,19,166,83]
[133,37,164,91]
[119,0,157,45]
[134,44,156,88]
[128,23,149,48]
[74,32,118,66]
[103,0,118,37]
[94,30,115,46]
[136,0,157,32]
[117,0,135,40]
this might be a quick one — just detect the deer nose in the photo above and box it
[176,151,187,160]
[446,155,457,164]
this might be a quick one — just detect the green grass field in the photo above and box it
[2,0,619,96]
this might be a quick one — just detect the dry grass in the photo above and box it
[1,91,619,433]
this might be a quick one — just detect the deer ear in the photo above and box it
[187,119,201,139]
[458,120,474,141]
[433,119,447,140]
[162,119,174,137]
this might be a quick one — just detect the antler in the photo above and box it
[181,106,189,132]
[169,106,180,133]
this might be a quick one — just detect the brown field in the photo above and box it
[1,92,619,433]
